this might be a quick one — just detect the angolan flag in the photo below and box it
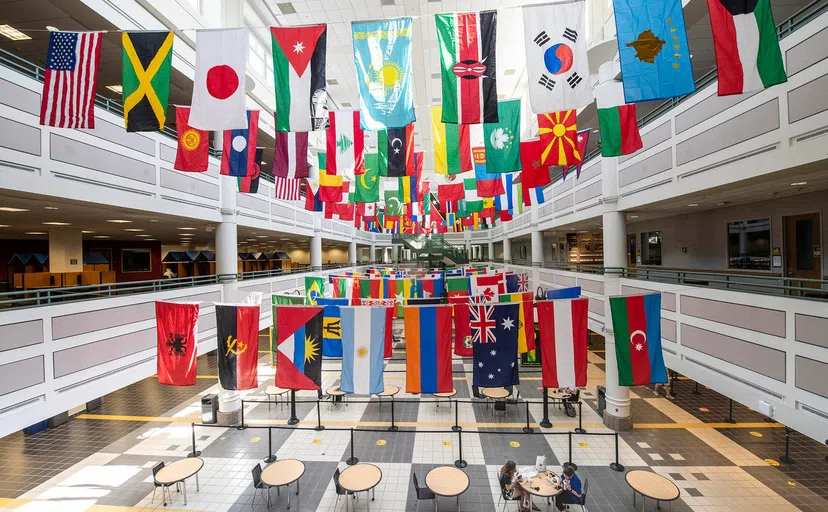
[609,294,668,386]
[271,24,328,132]
[436,11,498,125]
[216,304,259,390]
[707,0,786,96]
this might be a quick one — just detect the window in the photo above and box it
[640,231,662,266]
[728,218,771,270]
[122,249,152,273]
[248,38,265,78]
[183,0,201,14]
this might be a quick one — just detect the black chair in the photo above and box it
[578,478,589,511]
[251,463,271,508]
[495,471,522,511]
[411,473,434,511]
[565,389,581,418]
[333,468,358,511]
[150,462,169,505]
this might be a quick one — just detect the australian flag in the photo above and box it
[472,303,520,387]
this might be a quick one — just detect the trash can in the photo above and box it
[201,394,218,424]
[597,386,606,418]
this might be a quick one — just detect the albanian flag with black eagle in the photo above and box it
[216,304,260,390]
[121,31,173,132]
[156,301,200,386]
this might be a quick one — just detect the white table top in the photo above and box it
[433,388,457,397]
[517,469,562,498]
[425,466,470,497]
[261,459,305,487]
[547,389,573,400]
[339,463,382,492]
[265,386,289,395]
[378,385,400,396]
[327,386,346,396]
[626,470,681,501]
[482,387,510,399]
[155,458,203,485]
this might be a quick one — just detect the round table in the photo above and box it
[425,466,469,512]
[625,470,681,510]
[327,386,346,409]
[518,471,562,509]
[482,387,509,399]
[154,457,203,506]
[261,459,305,509]
[338,463,382,511]
[547,389,572,400]
[433,388,457,409]
[265,385,289,411]
[378,385,399,397]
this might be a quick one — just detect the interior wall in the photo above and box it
[511,239,531,264]
[86,241,162,282]
[322,247,349,264]
[48,229,83,273]
[287,248,310,265]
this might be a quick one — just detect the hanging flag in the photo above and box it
[40,31,103,129]
[472,303,520,387]
[275,176,302,201]
[189,28,248,130]
[332,278,355,299]
[318,297,347,358]
[450,296,473,356]
[430,106,473,174]
[238,148,262,193]
[435,10,498,124]
[614,0,695,102]
[121,31,173,132]
[399,153,421,204]
[521,178,546,207]
[270,24,328,132]
[707,0,787,96]
[547,287,582,300]
[417,276,445,299]
[473,147,506,197]
[352,17,416,130]
[523,2,593,114]
[355,154,380,203]
[437,182,465,206]
[483,100,522,173]
[319,168,345,202]
[327,110,365,179]
[359,278,383,299]
[221,110,260,177]
[273,130,309,179]
[404,305,454,393]
[340,307,387,395]
[305,276,325,305]
[216,304,259,391]
[516,272,530,292]
[174,106,209,172]
[572,129,590,179]
[610,294,668,386]
[537,298,589,388]
[538,110,581,166]
[379,124,415,177]
[519,139,552,189]
[471,273,505,302]
[275,305,324,390]
[596,81,643,157]
[505,274,519,293]
[499,292,536,354]
[446,276,471,297]
[155,301,199,386]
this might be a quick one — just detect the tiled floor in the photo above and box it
[1,329,827,511]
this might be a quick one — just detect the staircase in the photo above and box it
[392,235,469,265]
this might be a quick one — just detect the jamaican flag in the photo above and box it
[122,31,173,132]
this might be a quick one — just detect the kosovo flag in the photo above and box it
[275,306,323,390]
[318,297,349,357]
[216,304,259,390]
[122,31,173,132]
[471,303,520,387]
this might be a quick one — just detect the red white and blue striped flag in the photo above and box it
[40,31,103,129]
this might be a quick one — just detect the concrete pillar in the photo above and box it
[503,237,512,265]
[464,232,472,261]
[488,241,495,261]
[311,235,322,270]
[349,241,357,266]
[370,244,377,263]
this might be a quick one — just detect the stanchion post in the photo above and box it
[562,431,574,469]
[237,400,246,430]
[523,401,534,434]
[451,399,461,432]
[454,429,467,468]
[315,399,325,432]
[188,423,201,458]
[574,402,586,434]
[539,388,552,429]
[609,432,625,472]
[264,426,277,463]
[692,381,701,395]
[780,427,795,464]
[346,428,359,466]
[288,390,300,426]
[724,399,736,424]
[388,397,399,432]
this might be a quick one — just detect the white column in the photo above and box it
[311,235,322,270]
[503,237,512,265]
[349,241,357,266]
[488,241,495,261]
[464,232,472,262]
[370,244,377,263]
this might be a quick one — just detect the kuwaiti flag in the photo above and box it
[523,1,593,114]
[471,273,505,303]
[275,306,324,391]
[273,129,309,179]
[327,110,365,179]
[707,0,786,96]
[339,307,386,395]
[537,299,589,388]
[609,293,668,386]
[221,110,259,177]
[189,28,249,130]
[271,24,328,132]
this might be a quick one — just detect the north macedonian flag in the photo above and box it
[174,107,209,172]
[216,304,259,390]
[121,31,173,132]
[275,306,324,391]
[609,294,668,386]
[155,301,199,386]
[538,110,581,166]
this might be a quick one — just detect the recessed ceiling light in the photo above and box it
[630,215,639,219]
[146,238,156,241]
[106,85,123,94]
[45,25,59,32]
[107,219,132,224]
[341,102,352,108]
[0,207,29,212]
[0,224,9,228]
[257,235,268,238]
[277,2,296,14]
[178,227,197,231]
[0,25,31,41]
[790,181,807,186]
[93,235,110,239]
[136,234,151,237]
[326,79,338,86]
[25,232,47,235]
[44,206,59,210]
[82,230,95,234]
[504,69,516,75]
[42,221,71,226]
[717,201,730,206]
[687,203,699,207]
[124,228,144,232]
[149,219,159,223]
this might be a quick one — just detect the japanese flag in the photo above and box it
[189,28,249,130]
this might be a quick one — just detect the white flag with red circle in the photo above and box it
[189,28,249,130]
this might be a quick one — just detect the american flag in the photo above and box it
[274,176,301,201]
[40,31,103,129]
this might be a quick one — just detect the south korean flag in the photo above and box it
[523,1,593,114]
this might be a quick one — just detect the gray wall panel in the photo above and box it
[553,178,574,198]
[795,313,828,348]
[160,144,176,164]
[675,91,752,134]
[207,163,220,178]
[579,278,604,295]
[50,134,156,184]
[680,295,785,337]
[177,291,222,305]
[556,275,576,287]
[239,283,271,294]
[662,318,676,342]
[273,280,299,292]
[663,293,676,312]
[574,182,602,204]
[620,121,671,163]
[272,203,295,220]
[0,116,40,156]
[0,356,44,396]
[80,118,155,156]
[296,210,313,225]
[619,149,672,187]
[198,312,216,333]
[588,298,604,315]
[795,355,828,399]
[52,302,155,340]
[160,167,219,200]
[577,160,601,182]
[0,319,43,352]
[681,324,786,382]
[676,99,779,165]
[786,26,828,76]
[0,78,41,115]
[237,192,269,213]
[788,73,828,124]
[53,328,155,378]
[554,194,574,211]
[539,272,555,284]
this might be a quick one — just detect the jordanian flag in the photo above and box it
[609,294,668,386]
[708,0,786,96]
[271,25,328,132]
[436,11,499,125]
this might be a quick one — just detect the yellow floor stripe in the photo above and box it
[0,497,195,511]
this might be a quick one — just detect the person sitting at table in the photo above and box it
[555,465,582,511]
[564,387,580,417]
[498,461,538,512]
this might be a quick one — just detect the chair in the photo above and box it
[411,473,434,511]
[495,471,522,511]
[565,389,581,418]
[333,468,358,511]
[150,462,170,505]
[577,478,589,512]
[251,463,271,508]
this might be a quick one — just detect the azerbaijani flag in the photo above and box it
[609,294,668,386]
[537,298,589,388]
[499,292,535,353]
[404,305,454,393]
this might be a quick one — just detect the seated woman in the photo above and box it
[499,461,538,512]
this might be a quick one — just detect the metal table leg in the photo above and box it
[183,480,188,506]
[456,494,461,511]
[196,472,200,491]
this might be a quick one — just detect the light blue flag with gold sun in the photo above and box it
[352,17,416,130]
[613,0,695,103]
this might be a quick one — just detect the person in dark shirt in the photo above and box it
[555,466,583,511]
[498,461,540,512]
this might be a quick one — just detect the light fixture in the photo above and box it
[107,219,132,224]
[0,207,29,212]
[82,230,95,234]
[717,201,730,206]
[256,235,268,238]
[93,235,111,239]
[136,234,151,237]
[630,215,639,219]
[149,219,159,223]
[687,203,699,207]
[0,25,31,41]
[790,181,807,186]
[44,206,59,210]
[106,85,123,94]
[145,238,157,241]
[42,221,71,226]
[178,227,197,231]
[0,224,9,228]
[45,25,59,32]
[25,232,47,235]
[124,228,144,232]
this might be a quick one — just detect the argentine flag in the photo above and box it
[339,306,386,395]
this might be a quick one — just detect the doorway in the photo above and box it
[783,213,822,294]
[627,234,637,267]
